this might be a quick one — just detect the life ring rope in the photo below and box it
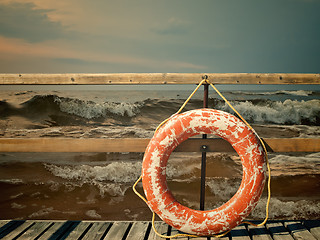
[132,79,271,238]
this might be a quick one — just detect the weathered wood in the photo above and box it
[37,222,65,240]
[1,221,33,239]
[266,138,320,153]
[284,221,317,240]
[0,73,319,85]
[81,222,111,240]
[266,222,294,240]
[126,222,149,240]
[103,222,130,239]
[0,220,319,239]
[248,224,273,240]
[0,221,26,239]
[303,220,320,240]
[147,221,170,240]
[17,222,53,240]
[169,227,190,239]
[0,138,319,153]
[0,138,150,153]
[0,220,9,229]
[231,224,251,240]
[64,221,91,239]
[43,221,78,240]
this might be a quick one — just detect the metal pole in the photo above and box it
[200,81,209,210]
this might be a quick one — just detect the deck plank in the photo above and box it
[230,225,251,240]
[266,222,294,240]
[37,221,65,240]
[0,220,317,239]
[81,222,112,240]
[126,221,149,240]
[248,224,273,240]
[284,221,317,240]
[64,221,91,240]
[102,221,130,239]
[17,222,53,240]
[0,221,24,239]
[147,221,170,240]
[168,227,190,239]
[303,220,320,240]
[0,221,9,229]
[1,221,34,240]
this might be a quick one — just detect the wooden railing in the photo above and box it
[0,73,319,153]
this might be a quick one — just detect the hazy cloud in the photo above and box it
[0,2,65,42]
[0,0,319,73]
[152,17,190,35]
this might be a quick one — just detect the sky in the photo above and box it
[0,0,319,74]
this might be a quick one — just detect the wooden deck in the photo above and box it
[0,220,319,240]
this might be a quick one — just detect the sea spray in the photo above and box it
[217,99,320,125]
[54,96,142,119]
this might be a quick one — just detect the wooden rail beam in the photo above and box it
[0,73,319,85]
[0,138,319,153]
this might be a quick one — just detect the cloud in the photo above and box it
[0,2,66,42]
[0,35,207,72]
[152,17,190,35]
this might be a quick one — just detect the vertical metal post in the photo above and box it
[200,81,209,210]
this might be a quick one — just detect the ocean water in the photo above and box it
[0,85,319,221]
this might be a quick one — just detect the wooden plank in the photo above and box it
[0,138,150,153]
[303,220,320,240]
[0,221,9,229]
[266,138,320,153]
[64,221,91,239]
[248,224,273,240]
[126,221,149,240]
[16,221,52,240]
[103,222,130,239]
[0,73,319,85]
[81,222,111,240]
[2,221,34,240]
[37,222,65,240]
[41,221,78,240]
[168,227,189,239]
[0,138,319,153]
[266,222,294,240]
[147,221,170,240]
[230,224,251,240]
[0,221,27,239]
[284,221,317,240]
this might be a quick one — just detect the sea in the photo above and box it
[0,84,319,221]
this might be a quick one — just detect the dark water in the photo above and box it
[0,88,319,220]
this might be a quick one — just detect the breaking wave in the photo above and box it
[216,99,320,125]
[2,93,320,126]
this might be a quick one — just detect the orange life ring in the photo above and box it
[142,109,266,236]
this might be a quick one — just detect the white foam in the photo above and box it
[45,162,142,196]
[28,207,57,218]
[45,162,141,183]
[278,90,313,96]
[269,153,320,176]
[85,126,154,138]
[250,197,320,219]
[54,96,142,119]
[206,178,241,200]
[219,99,320,124]
[237,90,313,96]
[85,210,102,219]
[11,202,26,209]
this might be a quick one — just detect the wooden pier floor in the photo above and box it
[0,220,319,240]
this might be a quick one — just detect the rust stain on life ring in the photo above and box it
[142,109,266,236]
